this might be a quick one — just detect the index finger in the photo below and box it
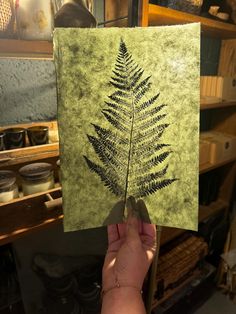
[142,222,156,238]
[107,224,120,245]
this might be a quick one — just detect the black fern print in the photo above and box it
[84,39,177,200]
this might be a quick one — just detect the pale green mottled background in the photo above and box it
[54,24,200,232]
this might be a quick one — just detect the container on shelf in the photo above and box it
[0,170,19,203]
[15,0,54,41]
[19,162,54,196]
[0,0,16,38]
[201,76,236,102]
[0,132,6,151]
[49,128,59,143]
[27,126,49,146]
[4,127,26,150]
[199,139,210,165]
[165,0,203,15]
[201,131,236,164]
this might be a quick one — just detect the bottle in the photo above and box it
[0,170,19,203]
[19,162,54,196]
[15,0,54,40]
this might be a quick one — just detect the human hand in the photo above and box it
[102,197,156,293]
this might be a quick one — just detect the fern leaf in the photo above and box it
[137,179,178,197]
[92,124,128,145]
[136,114,167,129]
[105,102,129,116]
[135,105,167,122]
[142,151,171,172]
[134,144,171,159]
[84,39,177,201]
[135,93,160,112]
[133,124,169,142]
[102,109,129,126]
[83,156,124,196]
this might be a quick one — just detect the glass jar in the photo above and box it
[19,162,55,196]
[0,170,19,203]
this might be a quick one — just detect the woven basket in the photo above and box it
[155,235,208,299]
[0,0,16,38]
[167,0,203,15]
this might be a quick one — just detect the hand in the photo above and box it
[102,197,156,293]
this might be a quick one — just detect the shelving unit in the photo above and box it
[0,121,60,246]
[201,101,236,110]
[141,3,236,39]
[139,1,236,312]
[0,39,53,59]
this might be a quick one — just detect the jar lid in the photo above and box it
[19,163,53,181]
[0,170,16,189]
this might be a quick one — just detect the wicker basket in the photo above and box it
[167,0,203,15]
[155,235,208,300]
[0,0,16,38]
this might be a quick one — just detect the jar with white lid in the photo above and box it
[19,162,55,196]
[0,170,19,203]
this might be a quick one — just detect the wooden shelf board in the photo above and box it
[201,101,236,110]
[148,4,236,39]
[0,143,59,167]
[160,227,185,246]
[0,215,63,246]
[0,187,63,246]
[152,268,201,309]
[0,39,53,59]
[200,157,236,174]
[199,199,228,222]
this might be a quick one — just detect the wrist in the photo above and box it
[102,284,143,299]
[101,286,146,314]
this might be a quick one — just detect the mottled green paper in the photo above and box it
[54,24,200,231]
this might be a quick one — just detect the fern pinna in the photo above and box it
[84,38,177,200]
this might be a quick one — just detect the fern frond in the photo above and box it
[112,70,127,80]
[142,151,171,171]
[108,94,129,106]
[92,124,128,145]
[133,76,151,93]
[134,83,152,103]
[135,105,166,121]
[102,109,129,125]
[134,144,170,159]
[137,114,167,129]
[84,38,177,201]
[102,111,129,132]
[135,93,160,112]
[105,102,129,116]
[83,156,124,196]
[133,124,169,142]
[137,179,178,197]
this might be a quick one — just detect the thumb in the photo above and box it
[126,197,140,242]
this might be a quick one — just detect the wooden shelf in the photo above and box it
[201,101,236,110]
[199,157,236,174]
[0,143,59,167]
[0,121,59,167]
[0,39,53,59]
[148,4,236,39]
[0,187,63,246]
[161,227,185,246]
[199,199,228,222]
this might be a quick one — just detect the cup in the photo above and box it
[0,132,6,151]
[27,126,49,146]
[4,128,26,150]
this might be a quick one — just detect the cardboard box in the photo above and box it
[200,76,236,102]
[199,140,211,165]
[200,132,236,164]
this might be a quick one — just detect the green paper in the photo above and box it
[54,24,200,231]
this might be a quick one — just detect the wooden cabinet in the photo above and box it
[0,121,62,246]
[139,1,236,311]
